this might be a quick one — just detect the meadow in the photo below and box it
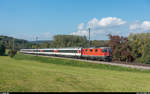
[0,54,150,92]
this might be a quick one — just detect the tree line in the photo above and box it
[0,35,32,50]
[106,33,150,64]
[31,35,108,48]
[1,33,150,64]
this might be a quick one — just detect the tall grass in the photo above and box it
[14,54,150,73]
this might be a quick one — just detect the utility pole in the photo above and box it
[88,28,90,48]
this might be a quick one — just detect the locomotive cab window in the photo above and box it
[95,49,98,52]
[85,49,88,52]
[102,49,107,52]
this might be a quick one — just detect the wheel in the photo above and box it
[109,58,112,62]
[104,58,108,62]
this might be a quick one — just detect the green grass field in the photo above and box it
[0,54,150,92]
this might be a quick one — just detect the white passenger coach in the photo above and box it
[20,47,82,57]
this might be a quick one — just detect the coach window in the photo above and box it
[90,49,93,52]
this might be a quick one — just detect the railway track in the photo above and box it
[25,54,150,70]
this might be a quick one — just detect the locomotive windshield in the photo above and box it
[102,48,112,53]
[102,49,107,52]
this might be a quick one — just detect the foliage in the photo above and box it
[0,35,33,50]
[139,39,150,64]
[30,40,52,49]
[40,42,50,48]
[2,32,150,64]
[8,50,17,58]
[0,43,6,56]
[50,35,89,48]
[128,33,150,63]
[90,40,109,47]
[107,34,135,62]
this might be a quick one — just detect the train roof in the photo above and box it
[20,47,82,50]
[20,47,111,50]
[83,47,111,49]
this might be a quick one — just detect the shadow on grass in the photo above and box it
[4,54,9,56]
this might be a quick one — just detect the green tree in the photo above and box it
[8,49,17,58]
[107,34,134,62]
[91,40,108,47]
[40,42,49,48]
[50,35,88,48]
[140,39,150,64]
[128,32,150,63]
[0,43,6,56]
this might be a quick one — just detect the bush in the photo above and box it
[8,50,17,58]
[0,44,6,56]
[140,40,150,64]
[141,43,150,64]
[107,34,135,62]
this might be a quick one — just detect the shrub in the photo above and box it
[107,34,135,62]
[8,50,17,58]
[140,41,150,64]
[0,44,6,56]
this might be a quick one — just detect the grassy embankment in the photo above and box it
[0,53,150,92]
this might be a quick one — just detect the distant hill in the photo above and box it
[0,35,31,49]
[0,35,28,42]
[0,35,54,50]
[30,40,52,44]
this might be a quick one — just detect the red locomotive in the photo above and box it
[82,47,112,61]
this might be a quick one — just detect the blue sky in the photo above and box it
[0,0,150,41]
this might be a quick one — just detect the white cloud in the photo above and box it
[87,18,99,28]
[129,21,140,31]
[71,17,127,40]
[72,30,88,36]
[87,17,126,28]
[141,21,150,31]
[129,21,150,32]
[71,23,88,36]
[71,17,150,40]
[98,17,126,27]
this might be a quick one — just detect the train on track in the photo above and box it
[20,47,112,62]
